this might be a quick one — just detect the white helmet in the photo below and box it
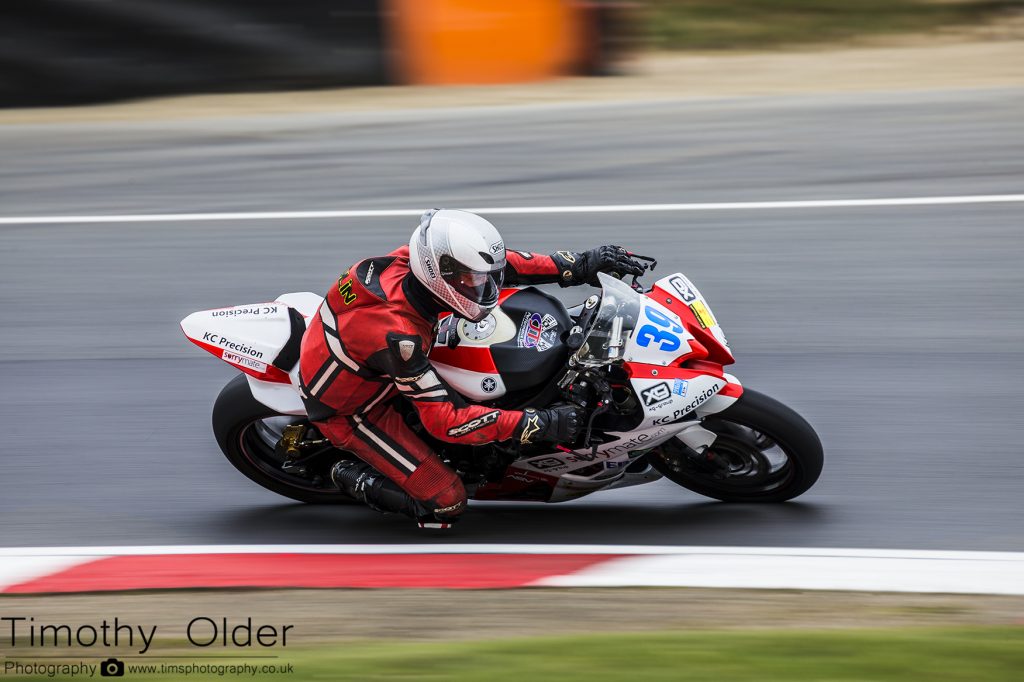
[409,209,506,322]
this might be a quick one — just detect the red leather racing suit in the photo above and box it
[298,245,565,519]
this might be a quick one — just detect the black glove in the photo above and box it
[515,404,585,445]
[552,245,646,287]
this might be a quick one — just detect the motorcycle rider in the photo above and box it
[298,209,645,527]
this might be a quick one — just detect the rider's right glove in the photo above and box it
[551,245,646,287]
[514,404,585,445]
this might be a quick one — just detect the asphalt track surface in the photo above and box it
[1,88,1022,549]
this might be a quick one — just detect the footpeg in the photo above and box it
[277,424,329,459]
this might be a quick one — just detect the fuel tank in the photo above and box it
[429,287,571,402]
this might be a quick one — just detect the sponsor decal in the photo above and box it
[673,378,689,397]
[518,312,558,351]
[394,371,426,384]
[684,385,719,412]
[222,351,267,372]
[337,275,356,305]
[653,383,723,424]
[603,432,654,456]
[531,456,564,470]
[447,410,500,438]
[423,256,437,280]
[433,501,464,515]
[519,413,541,443]
[566,452,602,463]
[211,305,278,318]
[201,332,263,359]
[519,312,544,348]
[606,459,628,469]
[490,241,504,254]
[556,250,577,264]
[640,381,672,408]
[514,250,534,260]
[364,262,375,285]
[668,276,698,303]
[690,300,716,329]
[481,377,498,394]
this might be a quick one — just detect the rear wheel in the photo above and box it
[212,375,357,504]
[649,389,823,502]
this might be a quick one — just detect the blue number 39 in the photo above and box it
[635,306,683,352]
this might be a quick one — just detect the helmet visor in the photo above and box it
[443,262,503,310]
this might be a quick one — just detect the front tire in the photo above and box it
[649,389,823,502]
[212,374,357,504]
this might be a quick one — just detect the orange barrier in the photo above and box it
[386,0,585,85]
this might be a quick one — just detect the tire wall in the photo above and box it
[1,0,633,107]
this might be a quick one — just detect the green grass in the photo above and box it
[6,627,1023,681]
[644,0,1022,50]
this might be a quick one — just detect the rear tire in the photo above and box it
[649,388,823,503]
[212,374,357,504]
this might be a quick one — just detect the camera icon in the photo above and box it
[99,658,125,677]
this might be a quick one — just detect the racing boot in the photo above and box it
[331,460,456,529]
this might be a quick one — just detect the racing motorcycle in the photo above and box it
[181,262,823,508]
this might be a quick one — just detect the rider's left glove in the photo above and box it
[514,404,585,445]
[552,245,646,287]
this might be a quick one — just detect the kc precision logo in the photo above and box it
[201,332,263,359]
[652,381,724,425]
[685,384,720,412]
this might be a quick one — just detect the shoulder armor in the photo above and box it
[355,256,397,301]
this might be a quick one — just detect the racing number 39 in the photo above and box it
[635,306,683,352]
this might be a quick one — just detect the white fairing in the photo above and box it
[181,302,292,370]
[631,374,726,426]
[432,364,507,403]
[181,292,323,416]
[695,372,742,417]
[622,297,694,366]
[655,272,732,358]
[275,292,324,319]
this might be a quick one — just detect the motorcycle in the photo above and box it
[181,262,823,509]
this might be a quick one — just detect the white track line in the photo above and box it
[533,553,1024,595]
[1,544,1021,559]
[1,194,1021,225]
[0,540,1019,557]
[2,545,1022,595]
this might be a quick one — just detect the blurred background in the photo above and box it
[2,0,1022,106]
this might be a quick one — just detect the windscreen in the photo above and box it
[573,273,642,367]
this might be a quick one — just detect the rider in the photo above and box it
[298,209,645,527]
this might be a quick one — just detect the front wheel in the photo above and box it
[649,389,823,502]
[212,374,357,504]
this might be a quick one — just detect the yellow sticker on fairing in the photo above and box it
[689,300,716,329]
